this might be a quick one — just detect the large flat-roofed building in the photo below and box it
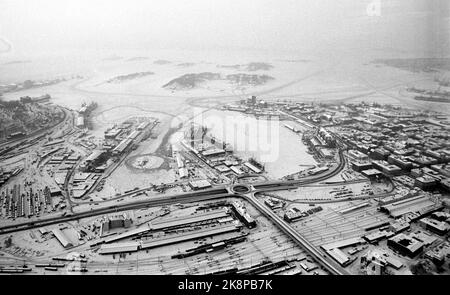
[179,168,188,178]
[370,148,390,160]
[230,166,244,175]
[141,224,241,250]
[136,121,150,131]
[418,217,450,236]
[52,229,73,249]
[215,164,230,173]
[321,237,364,266]
[244,162,262,174]
[202,148,226,157]
[317,148,335,160]
[176,154,184,168]
[102,213,133,234]
[379,195,438,219]
[441,178,450,192]
[414,176,438,190]
[126,130,140,140]
[430,164,450,178]
[85,150,103,163]
[149,209,229,231]
[388,155,413,170]
[104,128,122,139]
[188,179,211,190]
[76,116,85,128]
[230,201,256,228]
[352,162,372,172]
[112,138,133,155]
[361,168,382,179]
[99,241,140,255]
[372,160,402,176]
[387,233,424,258]
[348,150,369,162]
[103,225,151,244]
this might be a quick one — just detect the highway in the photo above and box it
[0,118,350,274]
[244,192,349,275]
[0,151,346,235]
[0,163,353,275]
[0,188,233,234]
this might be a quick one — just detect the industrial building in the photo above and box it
[52,229,73,249]
[136,121,150,131]
[361,168,382,179]
[414,176,439,190]
[387,233,424,258]
[244,162,262,174]
[149,209,230,231]
[348,150,369,162]
[352,161,372,172]
[418,217,450,236]
[230,201,256,228]
[141,224,241,250]
[379,195,440,219]
[188,179,211,190]
[372,160,402,176]
[202,148,226,157]
[112,138,133,155]
[321,237,364,266]
[102,213,133,233]
[230,166,244,175]
[99,241,140,255]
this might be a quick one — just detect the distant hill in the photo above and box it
[373,58,450,73]
[2,60,31,66]
[102,55,123,61]
[163,72,221,90]
[162,72,274,90]
[217,62,274,71]
[127,57,150,62]
[154,59,171,65]
[176,62,196,67]
[106,71,154,83]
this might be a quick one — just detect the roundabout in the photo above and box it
[229,184,253,194]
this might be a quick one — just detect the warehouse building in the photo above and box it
[141,224,241,250]
[352,161,372,172]
[418,217,450,236]
[104,129,122,139]
[149,209,230,231]
[102,213,133,234]
[52,229,73,249]
[244,162,262,174]
[414,176,438,190]
[202,148,226,157]
[379,195,439,219]
[387,233,424,258]
[361,168,382,179]
[387,155,413,170]
[370,148,390,161]
[230,201,256,228]
[230,166,244,175]
[348,150,369,162]
[372,160,402,176]
[188,179,211,190]
[137,121,150,131]
[112,138,133,155]
[99,241,140,255]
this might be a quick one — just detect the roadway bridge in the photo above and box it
[0,183,352,275]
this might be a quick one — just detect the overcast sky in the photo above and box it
[0,0,448,56]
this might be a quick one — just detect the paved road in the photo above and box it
[244,192,349,275]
